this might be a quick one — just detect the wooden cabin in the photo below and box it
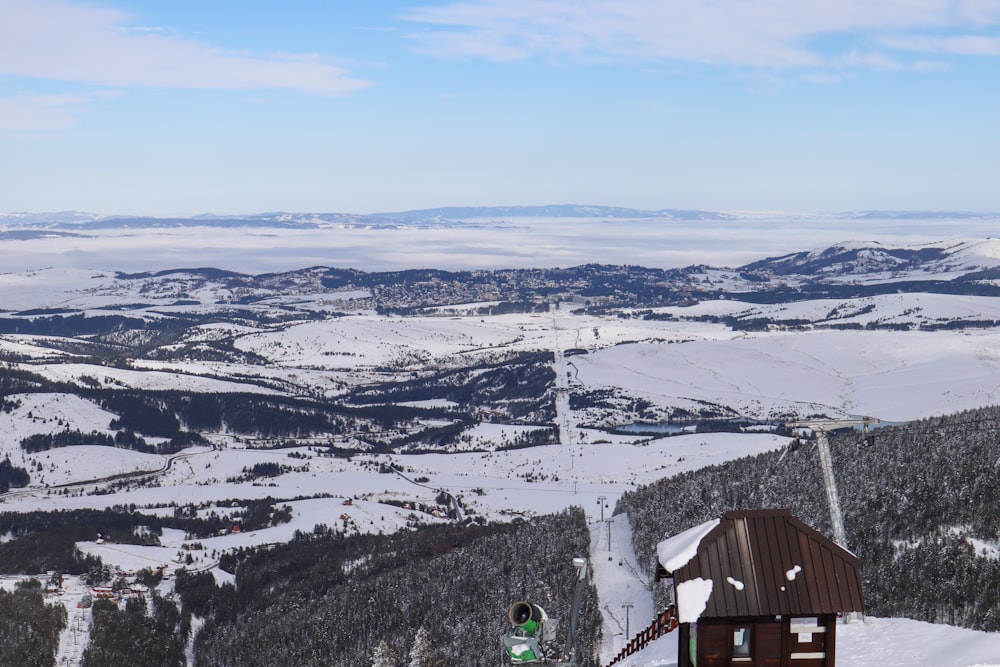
[656,509,864,667]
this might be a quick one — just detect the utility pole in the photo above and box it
[621,603,633,640]
[597,495,607,523]
[605,519,612,554]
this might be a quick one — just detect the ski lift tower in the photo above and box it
[786,418,879,551]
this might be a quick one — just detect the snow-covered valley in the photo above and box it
[5,229,1000,664]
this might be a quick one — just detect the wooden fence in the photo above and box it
[604,605,678,667]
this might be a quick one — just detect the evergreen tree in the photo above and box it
[408,626,436,667]
[0,583,67,667]
[83,595,185,667]
[192,510,601,666]
[371,639,399,667]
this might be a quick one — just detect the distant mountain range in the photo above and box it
[2,206,998,229]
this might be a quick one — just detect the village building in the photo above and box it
[91,586,115,600]
[656,509,864,667]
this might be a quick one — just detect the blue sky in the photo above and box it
[3,0,1000,216]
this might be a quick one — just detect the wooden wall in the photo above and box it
[680,614,838,667]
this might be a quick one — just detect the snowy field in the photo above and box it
[1,430,791,527]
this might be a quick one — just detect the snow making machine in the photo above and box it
[504,601,554,663]
[502,557,588,666]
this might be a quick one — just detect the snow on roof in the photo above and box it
[656,518,720,574]
[676,577,714,624]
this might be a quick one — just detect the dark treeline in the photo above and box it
[348,350,557,423]
[0,310,307,341]
[0,501,294,574]
[728,278,1000,306]
[0,313,150,336]
[20,427,207,456]
[0,580,67,667]
[4,354,555,454]
[389,418,474,450]
[0,507,167,575]
[617,405,1000,631]
[690,312,1000,333]
[0,366,51,395]
[20,429,159,455]
[4,365,492,448]
[100,391,346,440]
[82,596,186,667]
[496,425,560,451]
[186,509,601,667]
[0,366,351,441]
[0,456,30,492]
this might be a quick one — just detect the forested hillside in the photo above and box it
[617,406,1000,630]
[189,509,601,666]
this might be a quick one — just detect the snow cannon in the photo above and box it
[504,602,550,663]
[508,601,547,637]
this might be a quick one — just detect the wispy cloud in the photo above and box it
[0,0,372,95]
[880,34,1000,56]
[402,0,1000,72]
[0,91,120,130]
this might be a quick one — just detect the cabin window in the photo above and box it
[732,625,752,660]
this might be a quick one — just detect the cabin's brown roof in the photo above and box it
[660,509,864,618]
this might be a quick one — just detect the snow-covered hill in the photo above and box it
[570,327,1000,423]
[7,241,1000,525]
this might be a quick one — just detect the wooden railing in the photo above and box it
[605,605,679,667]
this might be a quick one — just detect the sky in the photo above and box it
[3,0,1000,217]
